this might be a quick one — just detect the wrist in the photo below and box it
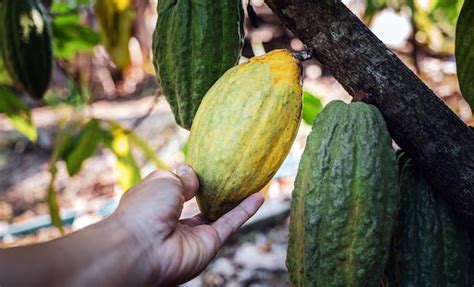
[47,213,156,286]
[110,211,162,285]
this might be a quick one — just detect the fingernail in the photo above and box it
[176,165,190,176]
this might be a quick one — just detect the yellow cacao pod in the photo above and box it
[187,49,302,220]
[94,0,135,69]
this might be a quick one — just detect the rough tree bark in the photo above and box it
[41,0,52,8]
[265,0,474,225]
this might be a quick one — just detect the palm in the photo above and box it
[159,224,220,284]
[118,168,264,286]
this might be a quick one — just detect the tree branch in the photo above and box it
[265,0,474,225]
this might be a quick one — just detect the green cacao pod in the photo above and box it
[153,0,244,130]
[187,49,302,220]
[455,0,474,109]
[0,0,52,99]
[287,100,400,287]
[383,156,470,287]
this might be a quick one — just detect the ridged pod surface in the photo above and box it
[187,49,302,220]
[153,0,244,130]
[455,0,474,109]
[287,100,400,287]
[0,0,52,99]
[384,157,470,287]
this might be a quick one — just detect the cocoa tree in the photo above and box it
[265,0,474,226]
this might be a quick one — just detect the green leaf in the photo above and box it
[302,91,323,125]
[51,119,83,163]
[0,58,12,86]
[431,0,464,25]
[0,35,13,85]
[128,131,170,171]
[103,127,141,191]
[365,0,387,22]
[43,79,91,107]
[47,173,64,234]
[0,86,37,141]
[108,120,170,170]
[456,0,474,109]
[59,130,82,161]
[46,118,85,233]
[65,119,102,176]
[52,14,101,59]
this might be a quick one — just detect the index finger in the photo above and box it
[211,193,265,244]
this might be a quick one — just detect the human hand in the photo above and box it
[114,166,265,286]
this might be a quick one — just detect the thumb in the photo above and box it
[176,165,199,201]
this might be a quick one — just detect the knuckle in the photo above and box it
[149,170,181,186]
[222,215,237,231]
[237,204,252,219]
[147,170,167,178]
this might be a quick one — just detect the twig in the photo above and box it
[129,91,160,132]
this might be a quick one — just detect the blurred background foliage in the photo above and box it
[0,0,472,249]
[365,0,463,54]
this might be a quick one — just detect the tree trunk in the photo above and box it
[41,0,52,9]
[265,0,474,225]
